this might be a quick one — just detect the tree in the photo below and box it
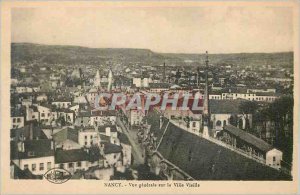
[239,101,258,115]
[229,114,238,126]
[265,95,293,164]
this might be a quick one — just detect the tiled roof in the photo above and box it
[223,124,273,152]
[55,149,88,163]
[156,122,290,180]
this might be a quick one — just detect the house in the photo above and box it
[222,124,283,169]
[52,127,81,150]
[11,108,25,129]
[77,127,100,148]
[55,149,89,174]
[11,139,55,176]
[75,111,91,127]
[101,142,123,168]
[90,110,117,127]
[52,98,72,108]
[98,125,119,144]
[37,105,53,125]
[26,105,40,122]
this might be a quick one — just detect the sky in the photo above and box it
[11,6,293,54]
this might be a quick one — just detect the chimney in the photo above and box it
[105,127,111,137]
[18,142,25,152]
[51,140,54,150]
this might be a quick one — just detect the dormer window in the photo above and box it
[28,151,35,157]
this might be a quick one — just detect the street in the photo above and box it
[116,117,145,165]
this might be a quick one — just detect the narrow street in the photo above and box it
[116,117,145,165]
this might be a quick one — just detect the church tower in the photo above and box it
[94,70,101,88]
[107,68,113,92]
[202,51,210,138]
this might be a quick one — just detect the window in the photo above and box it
[41,113,45,117]
[39,163,44,171]
[90,135,93,139]
[32,164,36,171]
[24,164,29,170]
[192,122,196,128]
[77,162,81,167]
[216,120,222,126]
[17,118,21,122]
[68,163,73,168]
[223,120,227,126]
[32,115,35,119]
[85,142,87,145]
[59,164,64,169]
[114,154,117,159]
[273,156,276,161]
[13,118,16,123]
[85,136,87,139]
[47,162,51,170]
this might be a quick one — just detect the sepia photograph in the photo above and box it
[0,1,299,194]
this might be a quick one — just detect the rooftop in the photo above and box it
[156,122,290,180]
[223,124,274,152]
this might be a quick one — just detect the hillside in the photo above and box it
[11,43,293,68]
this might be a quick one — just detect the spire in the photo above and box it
[202,51,210,138]
[203,51,210,118]
[94,70,101,87]
[107,68,113,92]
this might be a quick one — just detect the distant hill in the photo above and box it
[11,43,293,68]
